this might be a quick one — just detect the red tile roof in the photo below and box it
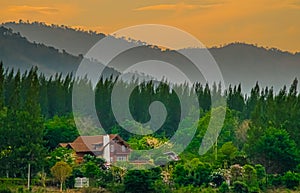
[58,143,68,148]
[62,135,119,153]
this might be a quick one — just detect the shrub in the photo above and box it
[243,164,257,186]
[210,171,225,187]
[81,187,108,193]
[173,185,215,193]
[218,182,229,193]
[232,181,249,193]
[282,171,300,189]
[254,164,266,190]
[230,164,243,182]
[248,186,260,193]
[0,186,12,193]
[0,178,28,186]
[268,174,282,188]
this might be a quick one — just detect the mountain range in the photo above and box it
[1,21,300,93]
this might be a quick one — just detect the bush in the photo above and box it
[173,185,216,193]
[210,172,225,187]
[81,187,108,193]
[254,164,266,190]
[248,186,260,193]
[218,182,229,193]
[243,164,257,187]
[0,178,28,186]
[106,183,125,193]
[232,181,249,193]
[0,186,12,193]
[268,174,282,188]
[282,171,300,189]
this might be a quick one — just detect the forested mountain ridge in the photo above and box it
[3,20,106,56]
[2,21,300,93]
[0,26,80,75]
[0,26,119,78]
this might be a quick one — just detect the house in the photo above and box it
[164,151,180,161]
[59,134,131,164]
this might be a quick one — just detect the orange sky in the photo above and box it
[1,0,300,52]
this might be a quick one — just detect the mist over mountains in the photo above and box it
[3,21,105,56]
[1,21,300,93]
[0,25,118,78]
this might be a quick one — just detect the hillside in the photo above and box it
[0,26,118,77]
[3,21,105,56]
[1,21,300,92]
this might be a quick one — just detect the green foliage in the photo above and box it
[44,115,79,149]
[246,127,299,174]
[255,164,266,189]
[0,67,45,177]
[243,164,258,187]
[80,187,108,193]
[268,174,282,188]
[232,181,249,193]
[0,64,299,192]
[172,158,212,187]
[230,164,243,182]
[210,171,225,187]
[47,147,75,171]
[82,161,101,179]
[50,161,72,191]
[218,142,238,167]
[282,171,300,189]
[83,154,106,168]
[0,186,12,193]
[227,84,245,113]
[124,169,160,193]
[218,182,229,193]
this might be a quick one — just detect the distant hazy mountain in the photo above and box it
[1,21,300,92]
[190,44,300,92]
[0,26,118,78]
[3,21,105,56]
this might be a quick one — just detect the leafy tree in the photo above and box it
[47,147,76,170]
[44,115,79,149]
[218,142,238,167]
[172,158,211,187]
[51,161,72,192]
[246,127,299,174]
[82,161,101,179]
[124,169,161,193]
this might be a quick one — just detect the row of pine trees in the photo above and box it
[0,61,299,177]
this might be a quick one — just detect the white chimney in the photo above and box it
[103,135,110,163]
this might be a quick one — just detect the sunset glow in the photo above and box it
[1,0,300,52]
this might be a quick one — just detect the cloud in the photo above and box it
[8,5,59,15]
[134,3,221,11]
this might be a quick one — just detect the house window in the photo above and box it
[116,156,127,161]
[94,144,101,150]
[110,144,114,152]
[121,145,126,152]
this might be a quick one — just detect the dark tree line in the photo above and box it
[0,61,299,180]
